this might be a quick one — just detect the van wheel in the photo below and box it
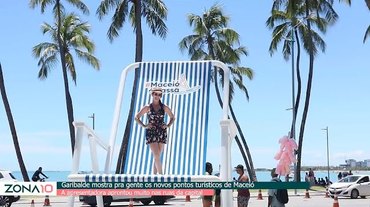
[0,196,12,207]
[140,198,152,205]
[153,197,165,205]
[84,196,112,207]
[87,202,110,207]
[351,189,359,199]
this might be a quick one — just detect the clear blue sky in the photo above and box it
[1,1,369,172]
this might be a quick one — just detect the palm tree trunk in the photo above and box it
[213,77,253,179]
[366,0,370,9]
[229,104,257,181]
[0,64,30,181]
[293,30,302,129]
[207,40,255,179]
[56,0,75,156]
[296,5,315,182]
[291,29,302,156]
[292,30,302,182]
[116,0,143,173]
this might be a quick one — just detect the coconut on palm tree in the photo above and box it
[96,0,168,173]
[179,4,256,180]
[32,13,100,155]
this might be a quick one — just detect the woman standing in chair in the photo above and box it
[135,87,175,174]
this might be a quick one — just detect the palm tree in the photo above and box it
[30,0,90,155]
[179,4,256,180]
[268,0,338,181]
[32,12,100,155]
[96,0,168,173]
[0,63,30,181]
[267,3,305,150]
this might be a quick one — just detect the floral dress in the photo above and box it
[146,103,167,144]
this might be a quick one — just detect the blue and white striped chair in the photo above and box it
[68,61,236,207]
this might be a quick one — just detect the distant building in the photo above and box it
[341,159,370,168]
[339,164,349,168]
[364,159,370,167]
[345,159,357,168]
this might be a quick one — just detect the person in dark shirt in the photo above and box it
[32,167,48,182]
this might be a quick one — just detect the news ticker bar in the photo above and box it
[57,181,309,189]
[0,182,309,196]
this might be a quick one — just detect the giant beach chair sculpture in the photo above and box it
[68,61,237,207]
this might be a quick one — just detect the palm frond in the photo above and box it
[52,3,65,19]
[232,75,249,101]
[338,0,351,5]
[37,53,58,80]
[179,35,204,55]
[269,23,289,56]
[67,0,89,15]
[217,28,240,45]
[32,42,58,58]
[232,66,254,80]
[142,6,168,39]
[266,10,289,29]
[74,49,100,70]
[29,0,53,13]
[96,0,119,19]
[64,52,77,84]
[107,1,129,42]
[363,25,370,43]
[143,0,168,18]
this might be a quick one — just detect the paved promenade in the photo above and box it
[11,190,370,207]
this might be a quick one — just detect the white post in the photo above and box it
[105,63,139,173]
[68,122,85,207]
[220,120,233,207]
[88,135,100,174]
[87,135,104,207]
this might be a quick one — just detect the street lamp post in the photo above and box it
[322,126,330,182]
[89,113,95,130]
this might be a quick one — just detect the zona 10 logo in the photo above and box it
[2,182,56,195]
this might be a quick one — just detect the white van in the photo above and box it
[0,170,21,207]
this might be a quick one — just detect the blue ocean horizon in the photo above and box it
[12,170,363,182]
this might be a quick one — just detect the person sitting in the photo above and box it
[318,178,326,186]
[32,167,48,182]
[325,176,332,185]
